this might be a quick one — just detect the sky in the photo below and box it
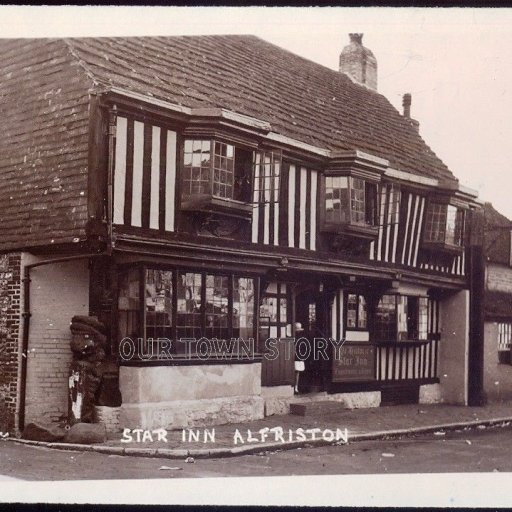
[2,6,512,217]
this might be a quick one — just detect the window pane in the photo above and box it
[365,182,378,226]
[498,322,512,352]
[177,272,202,340]
[325,175,349,224]
[212,141,235,199]
[280,298,288,323]
[358,295,367,329]
[350,177,365,225]
[397,296,408,341]
[375,295,397,341]
[233,278,255,339]
[308,302,317,331]
[446,205,465,246]
[347,293,357,328]
[118,268,140,340]
[425,203,447,243]
[254,151,281,204]
[418,297,428,340]
[205,274,229,340]
[234,147,253,202]
[182,139,211,196]
[260,297,278,323]
[145,269,173,342]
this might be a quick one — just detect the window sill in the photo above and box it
[374,340,431,347]
[422,240,464,255]
[181,194,253,219]
[321,221,378,240]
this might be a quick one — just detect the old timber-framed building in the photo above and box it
[0,34,482,432]
[482,202,512,401]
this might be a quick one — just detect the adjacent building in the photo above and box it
[0,34,482,432]
[482,202,512,401]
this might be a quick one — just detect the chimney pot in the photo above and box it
[402,93,412,118]
[349,33,363,45]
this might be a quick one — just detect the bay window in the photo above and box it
[181,138,254,215]
[118,266,256,359]
[424,201,465,251]
[321,174,378,238]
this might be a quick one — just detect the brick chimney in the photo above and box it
[402,93,411,118]
[402,93,420,132]
[339,33,377,91]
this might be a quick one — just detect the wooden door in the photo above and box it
[259,282,295,386]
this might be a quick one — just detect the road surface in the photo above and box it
[0,424,511,480]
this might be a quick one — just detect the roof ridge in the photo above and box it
[63,38,100,87]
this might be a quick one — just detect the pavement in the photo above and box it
[6,402,512,459]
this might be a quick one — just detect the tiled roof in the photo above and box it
[67,35,456,183]
[0,39,92,251]
[483,202,512,265]
[0,35,458,251]
[485,291,512,320]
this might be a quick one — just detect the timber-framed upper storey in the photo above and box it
[91,88,478,285]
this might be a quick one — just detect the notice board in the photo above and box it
[331,344,375,382]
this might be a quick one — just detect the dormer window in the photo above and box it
[424,201,465,252]
[181,139,254,217]
[321,174,378,238]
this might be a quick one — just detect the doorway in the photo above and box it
[295,288,330,393]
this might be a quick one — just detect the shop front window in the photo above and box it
[375,294,429,342]
[118,267,256,360]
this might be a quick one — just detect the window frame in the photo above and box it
[498,321,512,364]
[344,291,369,332]
[373,293,430,343]
[320,172,380,238]
[180,137,257,216]
[423,198,466,253]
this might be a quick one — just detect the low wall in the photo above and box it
[119,363,264,430]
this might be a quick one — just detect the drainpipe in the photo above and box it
[106,104,117,255]
[18,253,105,431]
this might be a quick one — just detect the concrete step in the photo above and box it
[289,400,347,416]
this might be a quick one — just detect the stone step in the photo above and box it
[289,400,347,416]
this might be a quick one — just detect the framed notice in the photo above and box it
[332,344,376,382]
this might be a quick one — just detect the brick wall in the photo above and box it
[25,259,89,425]
[486,263,512,293]
[0,253,21,430]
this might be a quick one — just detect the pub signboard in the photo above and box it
[332,343,376,382]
